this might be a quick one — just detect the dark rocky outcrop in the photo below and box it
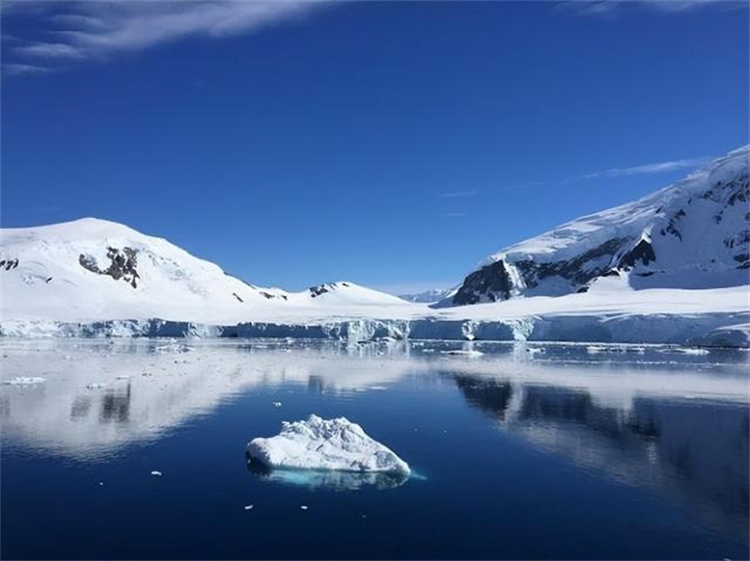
[79,246,140,288]
[309,284,332,298]
[452,260,513,305]
[0,258,19,271]
[618,238,656,269]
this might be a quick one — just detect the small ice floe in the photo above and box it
[98,481,104,486]
[244,504,254,511]
[671,347,710,356]
[272,401,282,407]
[369,386,388,391]
[300,505,309,511]
[154,343,194,354]
[246,414,410,476]
[442,350,483,357]
[586,345,607,354]
[151,470,163,476]
[4,376,46,386]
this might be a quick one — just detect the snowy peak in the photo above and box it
[0,218,409,322]
[0,218,291,322]
[301,281,408,306]
[440,146,750,307]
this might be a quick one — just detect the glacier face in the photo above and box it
[440,146,750,307]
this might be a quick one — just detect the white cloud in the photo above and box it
[2,62,54,75]
[3,1,331,73]
[502,154,712,192]
[581,156,712,179]
[15,42,86,59]
[558,0,745,16]
[446,212,468,217]
[439,190,477,198]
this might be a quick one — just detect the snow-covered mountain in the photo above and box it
[398,288,454,303]
[1,148,748,347]
[437,146,749,307]
[0,218,406,323]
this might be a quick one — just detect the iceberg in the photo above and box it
[246,415,410,476]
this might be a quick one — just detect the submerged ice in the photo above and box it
[246,415,410,476]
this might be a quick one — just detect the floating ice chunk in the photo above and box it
[4,376,46,385]
[272,401,282,407]
[154,343,194,354]
[246,415,410,476]
[671,347,710,355]
[151,470,163,476]
[300,505,309,510]
[442,350,483,357]
[244,504,254,511]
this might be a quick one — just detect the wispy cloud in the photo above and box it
[558,0,745,16]
[580,156,713,179]
[506,154,712,191]
[439,190,477,198]
[2,62,54,76]
[3,1,331,75]
[446,212,468,217]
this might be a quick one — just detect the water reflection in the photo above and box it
[0,339,417,460]
[1,338,747,525]
[246,458,408,491]
[449,371,749,538]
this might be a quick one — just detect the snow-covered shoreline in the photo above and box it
[2,287,747,347]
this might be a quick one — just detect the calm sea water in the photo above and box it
[1,339,748,560]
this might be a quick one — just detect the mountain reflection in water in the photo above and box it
[450,371,749,538]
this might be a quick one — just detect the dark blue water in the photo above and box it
[1,339,748,559]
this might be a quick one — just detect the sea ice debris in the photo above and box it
[4,377,46,385]
[442,350,483,357]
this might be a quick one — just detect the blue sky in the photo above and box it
[2,1,748,293]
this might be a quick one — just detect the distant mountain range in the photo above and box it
[398,288,454,303]
[1,146,747,346]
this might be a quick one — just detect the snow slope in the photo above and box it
[0,218,404,323]
[439,146,749,306]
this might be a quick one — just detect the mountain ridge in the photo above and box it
[436,145,749,307]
